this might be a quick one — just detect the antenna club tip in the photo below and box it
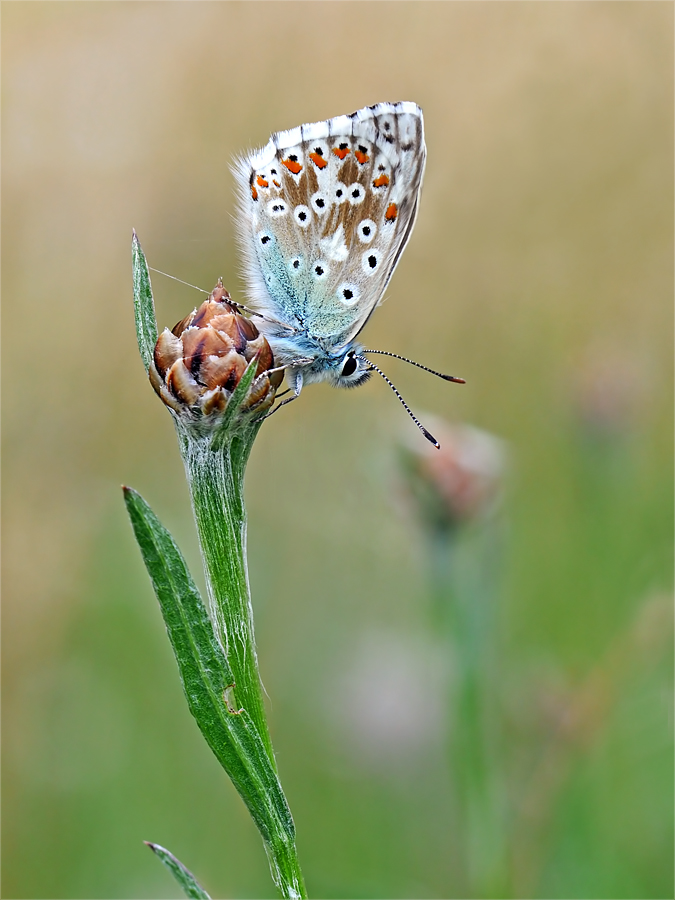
[442,375,466,384]
[422,428,440,449]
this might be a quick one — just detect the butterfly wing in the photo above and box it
[233,102,426,351]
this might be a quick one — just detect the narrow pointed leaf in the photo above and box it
[123,487,295,847]
[145,842,211,900]
[132,231,158,373]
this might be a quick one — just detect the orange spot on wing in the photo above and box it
[332,146,350,160]
[251,184,258,201]
[282,158,302,175]
[256,176,268,187]
[273,179,281,187]
[309,151,328,169]
[373,173,390,188]
[385,203,398,221]
[355,150,370,165]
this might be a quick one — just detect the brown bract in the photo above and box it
[149,280,282,421]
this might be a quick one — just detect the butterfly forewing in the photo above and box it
[234,102,426,349]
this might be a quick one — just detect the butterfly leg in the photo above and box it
[263,368,304,419]
[265,394,298,418]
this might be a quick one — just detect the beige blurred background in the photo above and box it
[3,3,673,898]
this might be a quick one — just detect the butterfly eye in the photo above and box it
[337,283,360,307]
[357,219,377,244]
[341,354,358,377]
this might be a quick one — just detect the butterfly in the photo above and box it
[232,101,464,447]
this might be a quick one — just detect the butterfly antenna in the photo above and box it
[149,267,209,293]
[362,350,465,384]
[357,355,440,449]
[150,267,252,315]
[149,266,299,333]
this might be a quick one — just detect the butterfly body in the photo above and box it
[233,101,426,394]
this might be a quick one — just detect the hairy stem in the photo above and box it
[178,423,274,761]
[176,424,306,897]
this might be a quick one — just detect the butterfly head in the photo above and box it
[300,345,372,390]
[331,347,372,389]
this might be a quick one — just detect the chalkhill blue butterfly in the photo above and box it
[233,101,464,446]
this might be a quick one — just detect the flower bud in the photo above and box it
[149,280,283,424]
[398,416,506,532]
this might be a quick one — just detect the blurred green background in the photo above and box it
[3,3,673,898]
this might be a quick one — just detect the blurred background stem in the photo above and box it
[399,420,509,897]
[429,523,508,898]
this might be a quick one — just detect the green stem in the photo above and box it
[177,423,306,898]
[429,525,508,898]
[265,838,307,900]
[178,423,274,761]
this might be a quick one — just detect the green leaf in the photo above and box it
[209,357,260,452]
[132,230,158,373]
[145,842,211,900]
[123,487,296,849]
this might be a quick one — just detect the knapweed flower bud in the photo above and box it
[149,280,282,425]
[399,416,506,532]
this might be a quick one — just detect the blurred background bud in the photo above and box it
[572,344,645,441]
[398,416,507,534]
[149,281,283,425]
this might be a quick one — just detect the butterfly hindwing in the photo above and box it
[233,102,426,349]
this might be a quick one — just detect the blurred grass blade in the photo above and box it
[123,487,304,897]
[144,842,211,900]
[132,231,158,373]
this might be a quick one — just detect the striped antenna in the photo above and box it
[358,355,440,448]
[362,350,465,383]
